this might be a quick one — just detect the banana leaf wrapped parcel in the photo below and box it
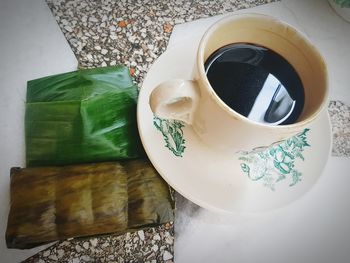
[25,66,144,167]
[6,159,174,249]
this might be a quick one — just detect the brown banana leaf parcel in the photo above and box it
[6,160,174,249]
[25,66,144,167]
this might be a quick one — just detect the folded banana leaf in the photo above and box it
[6,159,174,249]
[25,66,144,167]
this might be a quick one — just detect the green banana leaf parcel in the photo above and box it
[25,66,144,166]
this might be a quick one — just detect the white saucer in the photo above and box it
[137,40,332,213]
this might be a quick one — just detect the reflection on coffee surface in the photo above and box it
[204,43,304,125]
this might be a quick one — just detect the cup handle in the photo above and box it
[149,79,199,124]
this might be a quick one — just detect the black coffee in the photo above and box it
[204,43,304,125]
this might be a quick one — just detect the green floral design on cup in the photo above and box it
[239,129,310,191]
[153,116,186,157]
[333,0,350,8]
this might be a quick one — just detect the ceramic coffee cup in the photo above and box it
[149,13,328,154]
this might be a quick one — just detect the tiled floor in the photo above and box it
[24,224,174,263]
[5,0,349,262]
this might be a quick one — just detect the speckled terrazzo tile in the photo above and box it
[23,234,127,263]
[45,0,277,85]
[23,224,174,263]
[328,100,350,157]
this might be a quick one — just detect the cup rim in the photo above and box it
[197,13,329,129]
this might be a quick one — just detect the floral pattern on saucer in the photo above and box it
[239,129,310,191]
[153,116,186,157]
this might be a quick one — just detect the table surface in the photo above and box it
[1,0,349,262]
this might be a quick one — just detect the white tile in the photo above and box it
[0,0,77,262]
